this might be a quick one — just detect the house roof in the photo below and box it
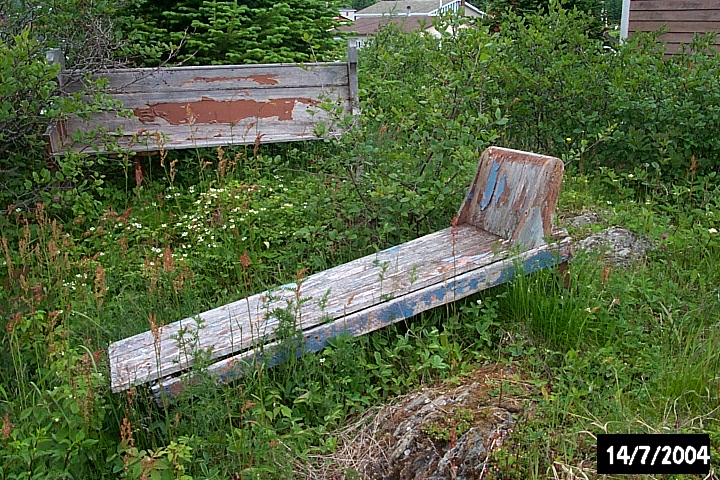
[356,0,454,16]
[336,15,434,35]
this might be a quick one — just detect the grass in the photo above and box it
[4,7,720,476]
[1,144,717,479]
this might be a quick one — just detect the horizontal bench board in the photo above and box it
[61,63,350,94]
[154,233,571,397]
[63,130,329,154]
[60,87,349,153]
[75,85,349,109]
[109,224,507,392]
[46,51,357,155]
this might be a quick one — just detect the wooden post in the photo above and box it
[347,38,359,115]
[43,49,66,159]
[620,0,631,43]
[45,48,65,69]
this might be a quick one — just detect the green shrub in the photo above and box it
[0,29,62,214]
[486,6,720,182]
[0,0,140,218]
[1,0,132,68]
[332,18,504,241]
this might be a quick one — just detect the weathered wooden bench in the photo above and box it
[44,44,358,155]
[108,147,571,397]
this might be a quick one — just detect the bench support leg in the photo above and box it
[557,260,571,290]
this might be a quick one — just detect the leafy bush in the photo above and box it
[485,6,720,183]
[1,0,132,68]
[1,4,718,478]
[331,18,505,241]
[0,0,138,218]
[0,30,63,214]
[0,29,120,218]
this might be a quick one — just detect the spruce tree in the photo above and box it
[128,0,343,66]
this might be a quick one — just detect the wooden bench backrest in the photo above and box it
[456,147,564,249]
[46,45,358,154]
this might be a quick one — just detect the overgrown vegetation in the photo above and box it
[1,4,718,479]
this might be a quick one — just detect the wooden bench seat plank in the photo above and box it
[154,233,571,397]
[62,117,340,153]
[61,86,350,153]
[108,146,570,397]
[61,63,351,94]
[109,225,507,392]
[75,85,349,108]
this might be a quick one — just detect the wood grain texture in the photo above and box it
[110,225,506,392]
[60,63,350,94]
[655,32,719,43]
[456,147,563,250]
[630,0,720,11]
[627,0,720,53]
[630,20,720,33]
[108,147,568,396]
[51,61,355,154]
[630,9,720,21]
[153,234,571,398]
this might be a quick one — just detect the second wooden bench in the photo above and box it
[108,147,571,398]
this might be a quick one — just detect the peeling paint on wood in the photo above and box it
[46,49,357,154]
[107,147,570,397]
[109,225,506,392]
[456,147,564,250]
[153,235,571,397]
[132,97,320,125]
[184,74,280,86]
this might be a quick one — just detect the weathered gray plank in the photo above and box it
[60,63,350,94]
[153,233,571,397]
[60,86,351,153]
[64,129,331,154]
[109,225,507,392]
[109,146,568,396]
[86,85,348,108]
[456,147,563,250]
[50,56,356,154]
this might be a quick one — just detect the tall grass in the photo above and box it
[1,6,719,478]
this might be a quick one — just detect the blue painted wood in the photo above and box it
[480,160,500,211]
[456,147,564,250]
[153,235,571,397]
[110,225,505,392]
[108,146,571,398]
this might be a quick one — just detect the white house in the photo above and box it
[337,0,484,46]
